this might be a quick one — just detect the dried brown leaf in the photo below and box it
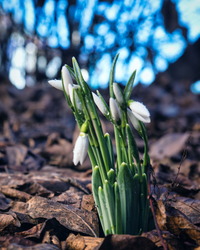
[96,234,158,250]
[170,196,200,225]
[0,193,11,211]
[66,233,103,250]
[0,212,21,231]
[150,133,189,160]
[26,196,99,237]
[0,186,32,201]
[156,200,200,246]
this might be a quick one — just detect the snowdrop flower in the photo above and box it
[113,82,124,105]
[92,92,109,116]
[68,84,82,110]
[127,108,140,130]
[48,80,63,90]
[61,65,73,95]
[109,98,122,122]
[73,132,89,165]
[128,101,150,123]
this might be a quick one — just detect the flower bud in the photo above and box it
[109,97,122,122]
[92,92,109,116]
[113,82,124,105]
[128,101,150,123]
[127,108,140,130]
[61,65,73,95]
[73,132,89,165]
[48,80,63,90]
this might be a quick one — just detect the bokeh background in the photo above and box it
[0,0,200,92]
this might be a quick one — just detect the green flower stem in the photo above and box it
[140,173,149,232]
[109,54,119,98]
[93,145,107,181]
[139,122,150,174]
[114,125,122,171]
[103,180,115,234]
[132,174,140,234]
[118,162,134,234]
[104,133,114,168]
[98,186,112,235]
[107,168,115,185]
[126,124,141,176]
[92,166,105,232]
[87,145,97,168]
[114,182,122,234]
[91,117,112,173]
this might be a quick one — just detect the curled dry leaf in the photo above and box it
[170,197,200,225]
[0,193,11,211]
[156,200,200,247]
[66,233,103,250]
[0,186,32,201]
[26,196,99,237]
[150,133,189,160]
[0,212,21,231]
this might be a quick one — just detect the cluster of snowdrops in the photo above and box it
[48,55,153,236]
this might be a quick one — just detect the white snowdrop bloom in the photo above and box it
[73,132,89,165]
[113,82,124,105]
[109,97,122,122]
[68,84,82,110]
[92,92,108,116]
[129,101,150,123]
[127,108,140,130]
[48,79,63,90]
[61,65,73,95]
[68,83,75,104]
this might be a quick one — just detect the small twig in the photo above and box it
[171,133,192,188]
[147,165,168,250]
[55,176,90,194]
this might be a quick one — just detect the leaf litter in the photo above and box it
[0,82,200,249]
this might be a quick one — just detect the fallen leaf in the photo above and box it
[97,234,158,250]
[150,133,189,160]
[6,144,28,168]
[156,200,200,247]
[26,196,99,237]
[0,212,21,231]
[170,197,200,225]
[0,186,32,201]
[0,193,11,211]
[66,233,103,250]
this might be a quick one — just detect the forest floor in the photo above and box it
[0,75,200,250]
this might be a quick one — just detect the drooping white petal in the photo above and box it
[48,80,63,90]
[127,108,140,130]
[109,97,121,122]
[113,82,124,105]
[132,111,151,123]
[92,92,108,115]
[68,83,74,104]
[73,132,89,165]
[61,66,73,95]
[129,101,150,118]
